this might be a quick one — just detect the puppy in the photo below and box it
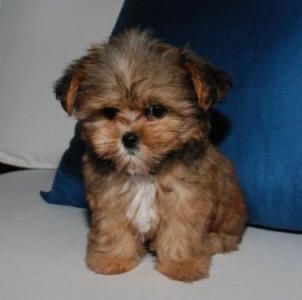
[54,29,247,282]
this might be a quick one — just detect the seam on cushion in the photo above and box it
[295,160,302,203]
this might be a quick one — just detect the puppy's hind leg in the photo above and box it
[205,233,241,255]
[207,185,247,255]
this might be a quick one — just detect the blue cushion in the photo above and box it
[41,0,302,231]
[41,124,87,208]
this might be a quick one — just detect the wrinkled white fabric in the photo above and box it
[0,0,123,168]
[0,170,302,300]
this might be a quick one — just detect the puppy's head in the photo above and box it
[55,29,231,175]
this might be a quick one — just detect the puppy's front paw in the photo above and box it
[155,256,211,282]
[86,251,139,275]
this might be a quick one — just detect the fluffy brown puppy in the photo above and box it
[55,29,247,282]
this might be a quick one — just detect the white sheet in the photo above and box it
[0,0,123,168]
[0,170,301,300]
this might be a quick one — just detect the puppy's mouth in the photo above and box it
[120,148,141,166]
[117,140,155,175]
[125,148,137,156]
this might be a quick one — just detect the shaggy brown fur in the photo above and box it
[55,29,247,282]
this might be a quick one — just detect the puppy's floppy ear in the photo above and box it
[182,50,232,110]
[54,59,83,116]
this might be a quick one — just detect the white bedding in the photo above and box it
[0,170,301,300]
[0,0,123,169]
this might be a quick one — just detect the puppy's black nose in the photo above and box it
[122,132,138,149]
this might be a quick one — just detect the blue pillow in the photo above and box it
[41,0,302,231]
[41,124,87,208]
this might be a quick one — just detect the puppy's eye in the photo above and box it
[103,107,119,120]
[145,104,167,119]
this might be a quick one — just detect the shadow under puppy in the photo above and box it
[54,29,247,282]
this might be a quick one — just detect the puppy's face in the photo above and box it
[55,30,231,175]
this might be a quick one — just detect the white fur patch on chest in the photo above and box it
[125,176,157,233]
